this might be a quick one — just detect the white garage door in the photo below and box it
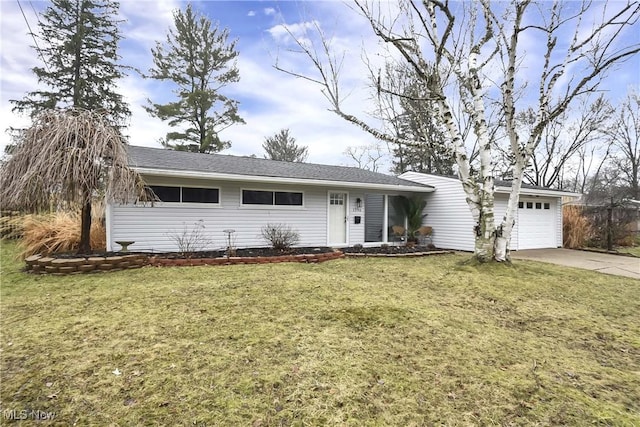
[517,198,557,249]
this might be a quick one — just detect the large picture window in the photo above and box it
[149,185,219,204]
[242,189,303,206]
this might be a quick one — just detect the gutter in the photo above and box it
[495,186,581,198]
[133,167,435,193]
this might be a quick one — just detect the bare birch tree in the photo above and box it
[0,109,146,254]
[275,0,640,262]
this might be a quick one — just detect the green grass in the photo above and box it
[1,240,639,426]
[617,246,640,257]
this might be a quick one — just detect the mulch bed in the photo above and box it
[53,247,334,259]
[159,247,334,259]
[342,245,439,255]
[50,245,446,259]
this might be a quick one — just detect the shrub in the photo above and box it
[563,205,592,249]
[3,212,106,257]
[167,220,213,255]
[261,224,300,251]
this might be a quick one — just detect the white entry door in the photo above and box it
[328,192,347,245]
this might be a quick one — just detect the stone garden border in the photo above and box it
[24,251,345,275]
[24,249,454,275]
[25,254,149,275]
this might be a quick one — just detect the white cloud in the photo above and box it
[247,10,256,17]
[264,7,276,16]
[267,20,320,45]
[0,2,41,151]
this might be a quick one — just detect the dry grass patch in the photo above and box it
[0,211,106,257]
[1,241,639,426]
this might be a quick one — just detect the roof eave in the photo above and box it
[495,186,581,198]
[134,167,435,193]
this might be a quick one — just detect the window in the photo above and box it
[544,202,550,209]
[518,201,524,209]
[275,191,303,206]
[242,190,275,205]
[526,202,533,209]
[242,190,303,206]
[535,202,542,209]
[330,193,345,205]
[182,187,219,203]
[149,185,180,202]
[148,185,219,204]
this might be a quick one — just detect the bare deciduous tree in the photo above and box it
[497,94,614,189]
[275,0,640,262]
[0,108,146,253]
[607,89,640,199]
[344,142,387,172]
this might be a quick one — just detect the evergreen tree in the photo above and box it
[262,129,308,162]
[11,0,130,125]
[388,68,454,176]
[146,3,243,153]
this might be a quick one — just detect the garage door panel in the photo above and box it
[517,198,557,249]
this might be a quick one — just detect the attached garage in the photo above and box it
[399,172,578,251]
[516,197,558,249]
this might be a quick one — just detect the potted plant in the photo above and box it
[392,196,427,244]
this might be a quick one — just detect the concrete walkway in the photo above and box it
[512,248,640,280]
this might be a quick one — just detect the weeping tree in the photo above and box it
[0,109,146,254]
[275,0,640,262]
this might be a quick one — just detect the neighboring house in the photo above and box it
[106,146,434,252]
[400,172,580,251]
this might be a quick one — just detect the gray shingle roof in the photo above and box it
[128,145,431,189]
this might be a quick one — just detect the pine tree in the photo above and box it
[11,0,130,125]
[388,69,454,176]
[146,3,243,153]
[262,129,308,162]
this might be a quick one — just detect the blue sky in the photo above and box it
[1,0,638,170]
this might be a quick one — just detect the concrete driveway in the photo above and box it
[512,248,640,280]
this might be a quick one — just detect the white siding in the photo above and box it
[557,200,563,247]
[400,172,476,251]
[108,175,377,252]
[109,176,332,252]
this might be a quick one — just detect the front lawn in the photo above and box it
[1,241,639,425]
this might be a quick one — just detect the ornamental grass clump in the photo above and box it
[563,205,593,249]
[4,212,106,257]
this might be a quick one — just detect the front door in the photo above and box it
[328,192,347,245]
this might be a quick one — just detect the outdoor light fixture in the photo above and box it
[356,197,362,209]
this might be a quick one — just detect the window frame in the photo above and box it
[240,188,305,209]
